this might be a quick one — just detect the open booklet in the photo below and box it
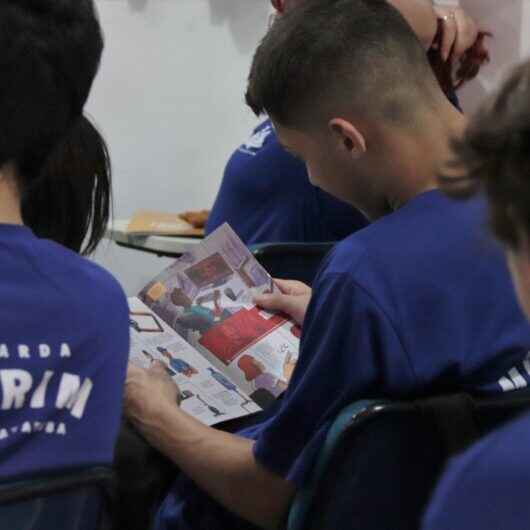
[128,224,301,426]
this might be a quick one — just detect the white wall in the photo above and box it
[91,0,530,295]
[90,0,268,294]
[459,0,530,112]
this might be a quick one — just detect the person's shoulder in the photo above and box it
[321,232,370,279]
[310,234,383,311]
[424,412,530,529]
[338,191,489,271]
[314,191,484,293]
[453,411,530,477]
[32,238,128,322]
[36,238,116,282]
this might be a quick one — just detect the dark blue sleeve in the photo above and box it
[423,413,530,530]
[253,272,415,486]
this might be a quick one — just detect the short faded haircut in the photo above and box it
[246,0,440,128]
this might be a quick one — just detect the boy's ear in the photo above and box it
[329,118,366,160]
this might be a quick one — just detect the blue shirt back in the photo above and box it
[157,190,530,530]
[0,224,129,480]
[252,190,530,485]
[423,410,530,530]
[205,120,368,245]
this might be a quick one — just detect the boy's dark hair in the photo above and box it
[246,0,439,128]
[440,60,530,249]
[22,115,112,255]
[0,1,104,248]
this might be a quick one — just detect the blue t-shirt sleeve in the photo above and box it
[253,272,415,486]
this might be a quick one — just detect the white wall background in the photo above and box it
[459,0,530,111]
[90,0,268,294]
[90,0,530,295]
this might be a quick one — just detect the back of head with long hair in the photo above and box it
[0,0,105,253]
[22,115,112,255]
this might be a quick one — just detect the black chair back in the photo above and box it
[0,466,113,530]
[291,389,530,530]
[250,242,334,285]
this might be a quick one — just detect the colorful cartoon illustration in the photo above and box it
[129,311,164,333]
[157,347,198,378]
[207,368,252,411]
[141,350,155,363]
[184,253,233,289]
[170,287,234,337]
[290,324,302,339]
[237,354,295,398]
[179,389,194,402]
[199,307,286,365]
[233,256,257,289]
[224,287,243,302]
[196,394,225,418]
[140,350,175,377]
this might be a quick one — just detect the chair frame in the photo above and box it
[287,390,530,530]
[0,466,113,505]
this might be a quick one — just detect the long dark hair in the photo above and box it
[22,115,112,255]
[0,1,104,253]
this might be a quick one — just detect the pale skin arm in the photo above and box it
[125,281,312,529]
[124,362,295,530]
[432,5,480,61]
[383,1,483,62]
[282,1,482,67]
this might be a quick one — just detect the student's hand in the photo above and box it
[254,279,312,326]
[433,6,479,62]
[124,361,181,426]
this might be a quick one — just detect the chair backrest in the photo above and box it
[0,466,113,530]
[250,242,334,286]
[287,389,530,530]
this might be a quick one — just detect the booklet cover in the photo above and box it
[128,224,300,426]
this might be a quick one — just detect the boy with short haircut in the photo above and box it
[124,2,530,529]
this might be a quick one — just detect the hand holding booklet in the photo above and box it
[128,224,301,426]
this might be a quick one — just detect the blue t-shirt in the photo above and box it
[423,411,530,530]
[0,224,129,480]
[157,190,530,530]
[205,120,368,245]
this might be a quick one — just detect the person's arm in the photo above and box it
[432,3,480,62]
[388,0,483,66]
[124,363,295,530]
[388,0,438,49]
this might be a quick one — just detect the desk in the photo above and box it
[106,220,204,258]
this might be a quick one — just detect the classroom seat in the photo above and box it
[250,242,335,286]
[287,390,530,530]
[0,466,113,530]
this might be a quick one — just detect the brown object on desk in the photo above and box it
[126,210,205,237]
[179,209,210,229]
